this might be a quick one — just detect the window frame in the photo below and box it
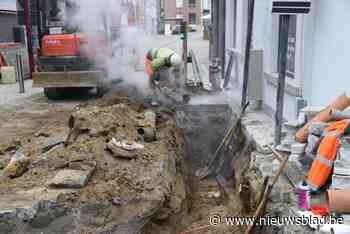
[270,14,304,87]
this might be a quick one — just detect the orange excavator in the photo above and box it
[32,0,121,99]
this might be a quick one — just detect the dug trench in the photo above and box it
[0,95,261,234]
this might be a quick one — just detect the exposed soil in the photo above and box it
[0,91,256,234]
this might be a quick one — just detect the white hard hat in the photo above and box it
[170,54,182,67]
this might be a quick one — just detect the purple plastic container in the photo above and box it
[298,180,310,210]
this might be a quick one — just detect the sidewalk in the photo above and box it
[0,80,42,105]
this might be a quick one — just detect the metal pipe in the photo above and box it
[241,0,255,109]
[223,50,235,88]
[274,15,291,146]
[219,0,226,79]
[189,49,202,85]
[212,0,219,58]
[16,51,25,93]
[23,0,34,79]
[36,0,42,49]
[209,58,221,91]
[182,21,188,81]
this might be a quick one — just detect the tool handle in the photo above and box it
[245,147,289,234]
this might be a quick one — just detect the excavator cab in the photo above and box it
[33,0,109,99]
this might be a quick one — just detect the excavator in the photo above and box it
[32,0,125,99]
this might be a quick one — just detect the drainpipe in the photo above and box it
[209,0,220,89]
[23,0,34,79]
[241,0,255,109]
[218,0,226,79]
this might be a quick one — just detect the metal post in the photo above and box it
[274,15,290,146]
[209,58,221,91]
[36,0,42,49]
[219,0,226,79]
[182,21,188,81]
[241,0,255,109]
[16,51,25,93]
[223,50,235,88]
[212,0,219,58]
[209,0,214,60]
[24,0,34,79]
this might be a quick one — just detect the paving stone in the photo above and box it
[48,169,93,189]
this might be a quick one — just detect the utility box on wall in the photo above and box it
[248,49,263,103]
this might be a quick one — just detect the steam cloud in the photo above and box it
[64,0,152,94]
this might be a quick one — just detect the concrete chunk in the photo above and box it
[331,174,350,189]
[48,169,92,189]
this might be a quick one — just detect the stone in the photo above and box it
[106,138,144,159]
[48,169,92,189]
[334,139,350,176]
[3,153,29,178]
[112,197,122,206]
[306,134,321,154]
[331,174,350,190]
[34,131,50,138]
[291,143,306,155]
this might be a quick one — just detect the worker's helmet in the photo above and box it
[170,54,182,67]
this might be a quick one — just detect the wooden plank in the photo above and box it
[33,71,102,88]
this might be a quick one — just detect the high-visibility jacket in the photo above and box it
[308,120,350,190]
[147,48,176,72]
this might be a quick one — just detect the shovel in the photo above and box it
[195,102,250,180]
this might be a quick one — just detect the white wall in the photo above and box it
[307,0,350,106]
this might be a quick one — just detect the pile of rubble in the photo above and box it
[0,97,189,234]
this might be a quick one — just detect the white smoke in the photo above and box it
[63,0,152,94]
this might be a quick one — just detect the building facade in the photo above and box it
[162,0,202,28]
[0,0,17,42]
[225,0,350,122]
[135,0,159,34]
[183,0,202,26]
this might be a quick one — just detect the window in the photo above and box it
[189,0,196,8]
[278,15,297,79]
[189,13,196,24]
[176,0,183,8]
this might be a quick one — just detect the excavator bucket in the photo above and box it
[33,70,103,88]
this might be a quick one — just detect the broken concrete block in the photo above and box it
[137,110,157,142]
[48,169,92,189]
[334,139,350,176]
[3,153,29,178]
[291,143,306,155]
[331,174,350,190]
[305,134,321,155]
[106,138,144,159]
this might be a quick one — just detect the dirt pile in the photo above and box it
[0,97,189,234]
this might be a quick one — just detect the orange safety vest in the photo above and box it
[145,57,153,79]
[308,120,350,190]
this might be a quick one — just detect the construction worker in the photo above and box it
[308,119,350,190]
[145,47,184,105]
